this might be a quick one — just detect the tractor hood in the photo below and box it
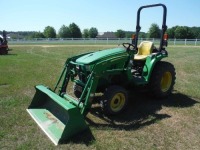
[76,47,127,64]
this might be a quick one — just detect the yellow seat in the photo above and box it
[134,41,154,60]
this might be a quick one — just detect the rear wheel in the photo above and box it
[149,61,176,98]
[0,47,8,55]
[0,48,6,55]
[101,86,128,115]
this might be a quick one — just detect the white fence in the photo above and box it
[8,38,200,46]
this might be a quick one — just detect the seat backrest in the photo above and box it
[137,41,154,55]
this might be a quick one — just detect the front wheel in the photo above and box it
[101,86,128,115]
[149,61,176,98]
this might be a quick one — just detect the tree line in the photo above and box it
[32,23,98,39]
[167,26,200,39]
[2,23,200,39]
[0,22,98,39]
[115,24,200,39]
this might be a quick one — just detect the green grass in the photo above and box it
[0,45,200,149]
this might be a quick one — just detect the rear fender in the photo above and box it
[142,53,167,82]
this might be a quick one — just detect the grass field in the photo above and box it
[0,44,200,149]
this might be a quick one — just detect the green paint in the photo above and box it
[142,53,167,82]
[27,3,172,145]
[76,47,127,64]
[27,47,168,145]
[27,85,88,145]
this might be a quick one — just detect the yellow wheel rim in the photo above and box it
[110,93,126,112]
[161,71,172,92]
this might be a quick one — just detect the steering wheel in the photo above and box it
[122,43,135,51]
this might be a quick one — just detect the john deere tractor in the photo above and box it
[27,4,175,145]
[0,30,8,55]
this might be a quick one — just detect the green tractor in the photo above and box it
[27,4,175,145]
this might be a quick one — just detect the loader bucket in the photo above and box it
[27,85,88,145]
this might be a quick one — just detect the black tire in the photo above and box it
[149,61,176,98]
[5,49,8,55]
[0,47,8,55]
[73,84,82,98]
[101,85,128,115]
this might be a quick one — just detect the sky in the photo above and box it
[1,0,200,33]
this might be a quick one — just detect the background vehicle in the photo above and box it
[0,30,8,55]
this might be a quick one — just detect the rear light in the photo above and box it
[164,34,168,40]
[163,33,168,47]
[132,34,136,40]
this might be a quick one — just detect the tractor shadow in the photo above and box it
[0,49,17,56]
[86,90,199,131]
[0,53,17,56]
[4,49,17,56]
[62,91,198,145]
[60,128,95,146]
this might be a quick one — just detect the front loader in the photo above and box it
[27,3,176,145]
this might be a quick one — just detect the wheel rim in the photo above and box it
[110,93,125,112]
[161,71,172,92]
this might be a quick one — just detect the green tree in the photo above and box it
[125,32,134,38]
[167,26,178,38]
[191,27,200,38]
[31,32,45,38]
[43,26,56,38]
[139,32,146,38]
[58,25,71,38]
[148,23,160,38]
[174,26,195,39]
[115,29,126,38]
[174,26,187,39]
[89,27,98,38]
[186,27,195,39]
[197,33,200,38]
[83,29,89,38]
[69,23,82,38]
